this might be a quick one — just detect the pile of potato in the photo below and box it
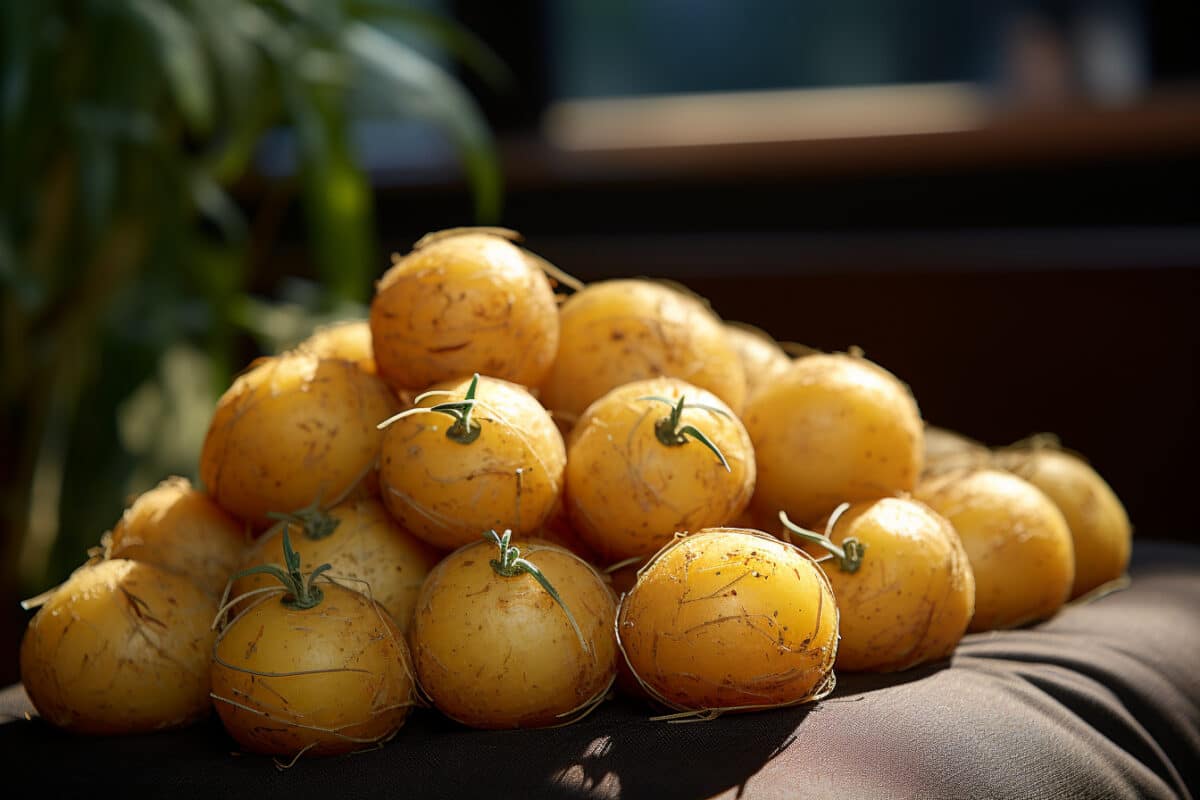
[19,228,1132,758]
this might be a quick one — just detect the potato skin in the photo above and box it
[724,323,791,402]
[379,376,566,550]
[809,498,975,672]
[369,232,559,391]
[565,378,756,562]
[617,528,839,712]
[299,319,377,374]
[915,469,1074,632]
[231,496,440,632]
[539,279,747,419]
[199,351,399,528]
[21,559,217,734]
[745,353,924,524]
[534,495,602,565]
[922,424,990,476]
[211,583,414,757]
[410,539,617,729]
[105,476,247,598]
[992,448,1131,599]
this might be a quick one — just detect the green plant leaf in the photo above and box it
[344,22,501,222]
[189,0,277,181]
[190,172,247,243]
[128,0,215,135]
[347,1,515,92]
[280,72,375,304]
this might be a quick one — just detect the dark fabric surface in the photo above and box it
[2,540,1197,800]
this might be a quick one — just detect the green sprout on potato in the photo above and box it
[638,394,732,471]
[485,528,588,653]
[779,507,866,573]
[378,373,483,444]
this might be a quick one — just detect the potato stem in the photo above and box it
[227,526,332,610]
[485,529,589,653]
[778,510,865,573]
[266,497,340,541]
[376,375,483,443]
[638,394,732,472]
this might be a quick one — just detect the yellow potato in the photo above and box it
[410,534,617,729]
[992,446,1131,599]
[211,545,415,757]
[725,322,791,402]
[299,319,376,374]
[617,528,839,714]
[787,498,975,672]
[379,375,566,550]
[565,378,755,562]
[604,556,652,702]
[922,424,990,476]
[369,229,559,391]
[539,279,746,419]
[230,496,440,632]
[21,559,217,734]
[915,468,1074,631]
[199,350,399,528]
[104,476,248,597]
[744,352,923,524]
[534,494,602,566]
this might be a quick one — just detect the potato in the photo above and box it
[369,229,559,391]
[992,446,1131,599]
[379,374,566,550]
[299,319,376,374]
[604,557,652,702]
[565,378,755,562]
[199,350,398,528]
[534,494,602,565]
[915,469,1074,631]
[410,534,617,729]
[539,279,746,419]
[231,496,440,632]
[744,352,923,524]
[211,533,415,758]
[21,559,217,734]
[617,528,838,714]
[922,424,990,476]
[102,476,247,597]
[724,322,791,402]
[785,498,975,672]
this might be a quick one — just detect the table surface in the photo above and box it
[3,539,1198,800]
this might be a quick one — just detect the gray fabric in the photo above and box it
[2,540,1197,799]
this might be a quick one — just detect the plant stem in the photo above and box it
[778,510,866,573]
[485,529,588,652]
[266,497,340,541]
[639,394,732,471]
[228,526,331,610]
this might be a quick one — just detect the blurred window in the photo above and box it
[549,0,995,97]
[547,0,1147,103]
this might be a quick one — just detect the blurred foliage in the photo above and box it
[0,0,502,595]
